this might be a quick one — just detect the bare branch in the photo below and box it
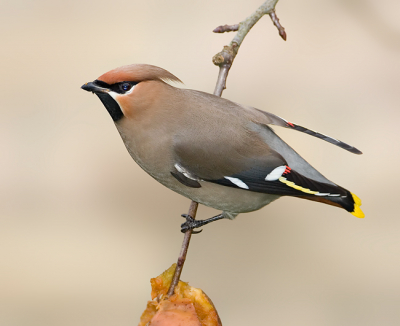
[213,0,284,96]
[167,201,198,297]
[269,10,286,40]
[167,0,285,298]
[212,45,237,96]
[213,24,239,33]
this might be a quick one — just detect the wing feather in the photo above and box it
[255,109,362,154]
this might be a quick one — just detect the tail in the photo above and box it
[299,189,364,218]
[207,163,365,218]
[328,191,364,218]
[277,168,364,218]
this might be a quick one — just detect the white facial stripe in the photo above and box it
[108,85,136,100]
[224,177,249,189]
[107,91,124,114]
[265,165,287,181]
[108,91,118,100]
[125,85,136,95]
[108,86,136,116]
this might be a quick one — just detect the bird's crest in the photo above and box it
[97,64,183,85]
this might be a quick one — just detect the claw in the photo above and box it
[180,214,202,234]
[179,212,224,233]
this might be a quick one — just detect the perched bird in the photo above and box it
[82,64,364,232]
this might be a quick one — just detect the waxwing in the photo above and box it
[82,64,364,232]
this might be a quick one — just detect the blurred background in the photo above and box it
[1,0,400,325]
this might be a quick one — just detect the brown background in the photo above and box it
[1,0,400,325]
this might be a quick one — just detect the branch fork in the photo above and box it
[212,0,285,96]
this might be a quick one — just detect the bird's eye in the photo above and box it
[120,82,132,92]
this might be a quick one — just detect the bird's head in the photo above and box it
[81,64,182,122]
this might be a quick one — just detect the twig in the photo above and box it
[213,24,239,33]
[167,201,198,297]
[212,0,285,96]
[167,0,284,298]
[269,10,286,40]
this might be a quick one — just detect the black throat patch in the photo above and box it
[95,92,124,122]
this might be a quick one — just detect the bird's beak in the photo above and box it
[81,81,109,94]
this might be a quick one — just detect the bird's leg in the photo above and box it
[180,213,225,233]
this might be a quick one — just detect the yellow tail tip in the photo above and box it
[350,192,365,218]
[351,204,365,218]
[351,192,362,206]
[350,192,364,218]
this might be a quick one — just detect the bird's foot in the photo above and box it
[180,213,225,233]
[181,214,203,234]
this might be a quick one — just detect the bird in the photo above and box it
[81,64,364,232]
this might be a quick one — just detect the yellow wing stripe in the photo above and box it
[278,177,318,195]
